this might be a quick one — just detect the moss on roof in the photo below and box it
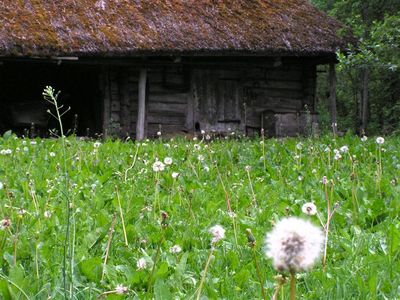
[0,0,353,57]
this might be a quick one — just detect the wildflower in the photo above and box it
[193,136,198,141]
[361,136,368,142]
[376,137,385,145]
[294,155,300,160]
[206,135,211,140]
[30,140,37,145]
[93,141,101,148]
[245,165,251,172]
[0,149,12,155]
[321,176,328,185]
[264,217,324,273]
[157,131,162,136]
[136,258,147,270]
[203,166,210,172]
[201,130,206,135]
[334,153,342,160]
[209,225,225,244]
[197,155,204,162]
[296,143,303,150]
[172,172,180,179]
[49,152,56,157]
[340,145,349,153]
[0,218,11,230]
[301,203,317,216]
[152,161,165,172]
[298,176,303,181]
[164,157,173,165]
[44,211,52,218]
[194,144,201,151]
[23,147,29,152]
[311,169,317,174]
[170,245,182,254]
[115,284,128,295]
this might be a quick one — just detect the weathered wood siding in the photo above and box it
[101,62,317,138]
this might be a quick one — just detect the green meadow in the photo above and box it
[0,134,399,299]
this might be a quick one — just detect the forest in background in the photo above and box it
[311,0,400,134]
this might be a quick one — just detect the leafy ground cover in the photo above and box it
[0,133,399,299]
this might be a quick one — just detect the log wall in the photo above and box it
[100,61,317,138]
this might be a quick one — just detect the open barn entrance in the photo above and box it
[0,61,102,137]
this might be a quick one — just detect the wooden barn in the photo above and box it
[0,0,351,139]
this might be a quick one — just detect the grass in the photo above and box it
[0,133,399,299]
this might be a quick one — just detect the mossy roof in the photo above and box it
[0,0,352,57]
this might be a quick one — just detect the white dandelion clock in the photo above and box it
[361,136,368,142]
[209,225,225,245]
[265,217,324,273]
[164,157,173,165]
[136,257,147,270]
[152,161,165,172]
[171,172,180,179]
[376,137,385,145]
[302,203,317,216]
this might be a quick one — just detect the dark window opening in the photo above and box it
[0,61,102,137]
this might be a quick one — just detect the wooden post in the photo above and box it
[136,68,147,141]
[328,63,337,136]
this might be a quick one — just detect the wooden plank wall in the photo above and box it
[101,62,316,138]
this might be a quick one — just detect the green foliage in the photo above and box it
[0,135,399,298]
[312,0,400,134]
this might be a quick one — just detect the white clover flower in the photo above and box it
[49,152,56,157]
[209,225,225,244]
[334,153,342,160]
[164,157,173,165]
[0,182,3,190]
[136,258,147,270]
[361,136,368,142]
[0,218,11,230]
[172,172,180,179]
[169,245,182,254]
[340,145,349,153]
[301,203,317,216]
[115,284,128,295]
[93,141,101,148]
[152,161,165,172]
[44,211,52,218]
[376,137,385,145]
[264,217,324,273]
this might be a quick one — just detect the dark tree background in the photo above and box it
[311,0,400,134]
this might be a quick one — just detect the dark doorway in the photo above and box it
[0,61,102,136]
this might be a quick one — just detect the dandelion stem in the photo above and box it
[195,247,214,300]
[116,187,128,246]
[290,273,296,300]
[251,248,267,300]
[101,213,117,281]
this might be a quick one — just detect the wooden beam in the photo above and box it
[136,68,147,140]
[328,63,337,135]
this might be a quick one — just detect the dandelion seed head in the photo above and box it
[44,211,52,218]
[376,137,385,145]
[49,152,56,157]
[265,217,323,273]
[201,130,206,135]
[301,203,317,216]
[340,145,349,153]
[209,225,225,244]
[157,131,162,136]
[172,172,180,179]
[361,136,368,142]
[115,284,128,295]
[164,157,173,165]
[169,245,182,254]
[93,141,101,148]
[136,258,147,270]
[152,161,165,172]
